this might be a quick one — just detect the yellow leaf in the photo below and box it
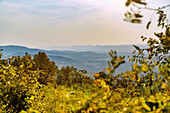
[142,103,151,111]
[2,105,6,108]
[102,95,107,100]
[19,110,27,113]
[157,74,160,79]
[20,81,25,86]
[94,79,101,84]
[93,73,100,78]
[135,106,142,110]
[106,67,111,73]
[138,50,141,55]
[133,74,137,80]
[30,96,34,100]
[134,98,139,105]
[141,64,148,72]
[162,83,168,89]
[101,80,106,88]
[132,72,137,80]
[135,111,142,113]
[147,95,156,103]
[132,50,136,54]
[20,65,24,68]
[133,63,138,70]
[106,85,110,92]
[165,80,168,83]
[81,110,86,113]
[31,80,34,83]
[115,58,122,62]
[137,76,140,82]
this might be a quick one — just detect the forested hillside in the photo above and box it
[0,45,133,76]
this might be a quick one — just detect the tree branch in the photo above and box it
[131,3,170,11]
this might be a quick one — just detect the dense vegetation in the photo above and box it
[0,32,169,112]
[0,0,170,113]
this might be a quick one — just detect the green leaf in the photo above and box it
[86,91,91,97]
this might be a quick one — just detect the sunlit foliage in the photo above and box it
[0,54,39,112]
[0,30,169,112]
[0,1,169,113]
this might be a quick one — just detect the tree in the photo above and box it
[56,66,93,85]
[123,0,169,86]
[33,52,57,84]
[0,53,39,112]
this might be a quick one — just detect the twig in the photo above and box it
[131,3,170,11]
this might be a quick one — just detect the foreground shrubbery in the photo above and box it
[0,51,94,113]
[0,31,169,113]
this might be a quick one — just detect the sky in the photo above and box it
[0,0,169,48]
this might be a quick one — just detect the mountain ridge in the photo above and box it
[41,44,147,53]
[0,45,136,76]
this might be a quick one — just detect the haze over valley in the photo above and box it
[0,44,141,76]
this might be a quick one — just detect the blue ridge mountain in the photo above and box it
[0,45,139,76]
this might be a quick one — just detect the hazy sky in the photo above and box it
[0,0,169,48]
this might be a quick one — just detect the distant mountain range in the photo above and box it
[0,45,146,76]
[42,45,147,53]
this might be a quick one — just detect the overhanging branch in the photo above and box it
[131,3,170,11]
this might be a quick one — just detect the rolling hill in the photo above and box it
[0,45,136,76]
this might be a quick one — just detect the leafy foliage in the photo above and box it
[0,34,169,112]
[56,66,93,85]
[124,0,170,29]
[0,54,39,112]
[0,1,169,113]
[33,52,57,84]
